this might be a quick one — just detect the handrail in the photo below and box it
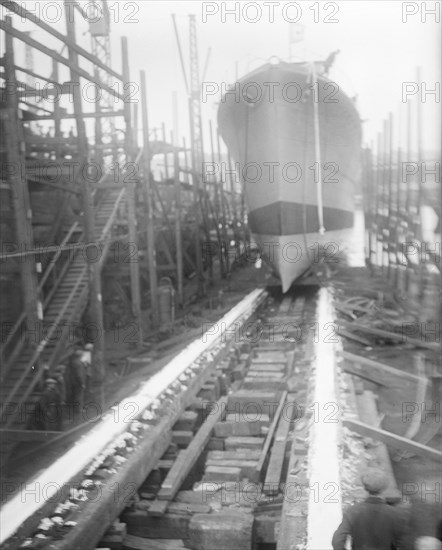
[2,266,88,427]
[0,222,80,376]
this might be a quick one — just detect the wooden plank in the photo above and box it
[263,393,295,493]
[337,327,372,346]
[255,391,288,478]
[0,429,60,442]
[150,396,228,513]
[340,351,421,383]
[343,418,442,461]
[340,321,439,351]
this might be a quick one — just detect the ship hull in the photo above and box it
[218,61,362,291]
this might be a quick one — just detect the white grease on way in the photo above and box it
[306,287,343,549]
[0,288,267,544]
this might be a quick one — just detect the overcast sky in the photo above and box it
[108,0,441,155]
[6,1,441,155]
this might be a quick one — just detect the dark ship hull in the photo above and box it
[218,61,362,291]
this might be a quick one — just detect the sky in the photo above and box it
[4,0,441,156]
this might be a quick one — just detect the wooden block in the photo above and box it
[123,535,187,549]
[225,436,264,450]
[98,521,127,550]
[232,362,247,381]
[198,380,219,401]
[206,449,262,462]
[189,511,253,550]
[203,465,242,482]
[206,437,224,450]
[173,411,198,432]
[158,459,174,473]
[214,418,263,437]
[171,431,193,448]
[249,363,286,373]
[227,390,279,419]
[123,510,189,539]
[148,500,212,517]
[254,514,279,544]
[206,459,257,480]
[175,490,208,504]
[242,376,285,391]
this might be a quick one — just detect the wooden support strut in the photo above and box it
[122,36,143,347]
[140,70,159,325]
[3,16,41,348]
[148,395,228,516]
[343,418,442,461]
[64,0,104,382]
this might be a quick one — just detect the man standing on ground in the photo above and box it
[332,468,407,550]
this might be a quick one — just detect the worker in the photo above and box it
[53,364,67,406]
[35,378,63,431]
[331,468,407,550]
[66,349,87,412]
[80,343,93,398]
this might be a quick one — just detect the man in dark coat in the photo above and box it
[34,378,63,431]
[332,468,407,550]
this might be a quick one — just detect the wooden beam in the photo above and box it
[340,321,439,351]
[343,418,442,461]
[149,395,228,516]
[0,19,123,99]
[140,70,159,325]
[64,1,104,383]
[1,1,123,80]
[339,351,421,384]
[3,17,41,343]
[121,37,142,348]
[0,429,60,442]
[173,138,184,307]
[263,392,294,494]
[255,391,287,479]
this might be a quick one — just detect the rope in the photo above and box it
[310,62,325,235]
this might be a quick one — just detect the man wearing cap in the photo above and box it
[332,468,407,550]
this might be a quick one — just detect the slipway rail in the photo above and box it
[0,288,267,547]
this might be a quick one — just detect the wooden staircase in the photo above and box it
[0,187,126,434]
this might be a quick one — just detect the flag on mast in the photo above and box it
[289,23,305,43]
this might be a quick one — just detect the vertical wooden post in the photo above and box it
[405,99,413,292]
[182,137,190,184]
[133,103,139,151]
[172,133,184,307]
[208,120,225,278]
[162,122,169,179]
[140,70,159,325]
[216,127,230,274]
[64,1,104,381]
[386,113,394,281]
[121,37,143,347]
[3,16,40,344]
[227,151,241,259]
[52,60,62,160]
[374,132,382,269]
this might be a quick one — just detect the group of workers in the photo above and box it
[32,343,93,431]
[332,468,442,550]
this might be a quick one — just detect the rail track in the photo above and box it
[1,284,438,550]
